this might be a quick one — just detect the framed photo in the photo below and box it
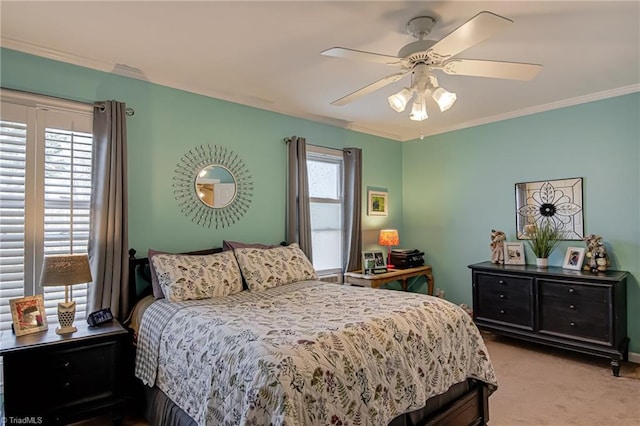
[362,250,387,274]
[10,295,48,336]
[368,190,388,216]
[563,247,586,270]
[503,242,526,265]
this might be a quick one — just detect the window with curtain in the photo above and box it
[306,146,343,276]
[0,92,93,331]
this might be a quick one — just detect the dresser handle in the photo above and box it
[64,382,71,389]
[500,309,505,314]
[498,280,505,285]
[570,322,576,327]
[568,288,575,294]
[499,294,505,299]
[569,304,576,310]
[63,361,71,369]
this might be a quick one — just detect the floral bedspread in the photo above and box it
[135,281,497,426]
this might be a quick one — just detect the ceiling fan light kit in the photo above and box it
[322,11,542,126]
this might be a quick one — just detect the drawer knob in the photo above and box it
[499,294,505,299]
[498,280,505,285]
[63,361,71,369]
[500,309,505,314]
[569,304,576,310]
[64,382,71,389]
[570,322,576,327]
[568,288,575,294]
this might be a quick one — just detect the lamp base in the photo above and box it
[56,300,77,335]
[56,325,78,335]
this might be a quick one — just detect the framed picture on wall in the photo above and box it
[503,242,526,265]
[563,247,586,270]
[368,190,388,216]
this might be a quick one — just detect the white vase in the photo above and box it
[536,258,548,268]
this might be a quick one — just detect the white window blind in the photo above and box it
[0,93,93,331]
[307,146,343,275]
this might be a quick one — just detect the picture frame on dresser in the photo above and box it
[563,247,585,270]
[10,294,48,336]
[503,242,525,265]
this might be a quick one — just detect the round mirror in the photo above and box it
[194,165,237,208]
[174,144,253,229]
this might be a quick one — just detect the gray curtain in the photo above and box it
[88,101,129,319]
[286,136,313,259]
[343,147,362,271]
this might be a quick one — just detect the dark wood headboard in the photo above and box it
[126,247,223,319]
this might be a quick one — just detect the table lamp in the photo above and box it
[40,254,92,335]
[379,229,400,269]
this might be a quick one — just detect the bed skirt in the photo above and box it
[141,379,489,426]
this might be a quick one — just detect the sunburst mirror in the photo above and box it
[173,144,253,228]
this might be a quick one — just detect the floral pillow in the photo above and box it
[234,243,317,292]
[151,251,243,302]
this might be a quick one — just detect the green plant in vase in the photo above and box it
[524,223,563,268]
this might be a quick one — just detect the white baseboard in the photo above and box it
[629,351,640,364]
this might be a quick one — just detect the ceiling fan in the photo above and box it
[321,11,542,120]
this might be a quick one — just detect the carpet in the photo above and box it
[483,332,640,425]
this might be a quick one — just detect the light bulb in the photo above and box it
[387,88,412,112]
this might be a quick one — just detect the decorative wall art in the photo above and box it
[368,190,388,216]
[515,177,584,240]
[174,144,253,228]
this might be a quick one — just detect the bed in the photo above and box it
[125,244,497,426]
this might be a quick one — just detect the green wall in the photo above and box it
[0,48,403,255]
[402,93,640,352]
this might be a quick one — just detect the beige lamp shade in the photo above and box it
[39,254,92,335]
[40,254,92,287]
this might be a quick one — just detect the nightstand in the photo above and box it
[0,319,128,425]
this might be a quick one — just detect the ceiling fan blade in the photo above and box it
[321,47,406,66]
[440,59,542,80]
[427,11,513,61]
[331,72,408,106]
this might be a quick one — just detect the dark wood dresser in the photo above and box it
[0,320,127,424]
[469,261,629,376]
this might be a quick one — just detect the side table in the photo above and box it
[0,320,128,425]
[344,265,434,295]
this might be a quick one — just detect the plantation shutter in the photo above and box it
[0,104,29,329]
[0,93,93,331]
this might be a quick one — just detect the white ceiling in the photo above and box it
[1,1,639,141]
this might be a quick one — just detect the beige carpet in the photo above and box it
[483,332,640,426]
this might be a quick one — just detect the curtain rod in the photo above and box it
[94,103,135,116]
[1,87,134,116]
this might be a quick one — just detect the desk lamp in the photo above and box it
[379,229,400,269]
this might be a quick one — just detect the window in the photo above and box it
[0,90,93,331]
[307,146,343,276]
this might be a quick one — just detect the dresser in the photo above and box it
[469,262,629,376]
[0,320,127,424]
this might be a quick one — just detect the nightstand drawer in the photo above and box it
[48,341,119,407]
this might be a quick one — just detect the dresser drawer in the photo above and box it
[474,272,533,329]
[539,280,611,343]
[539,280,609,304]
